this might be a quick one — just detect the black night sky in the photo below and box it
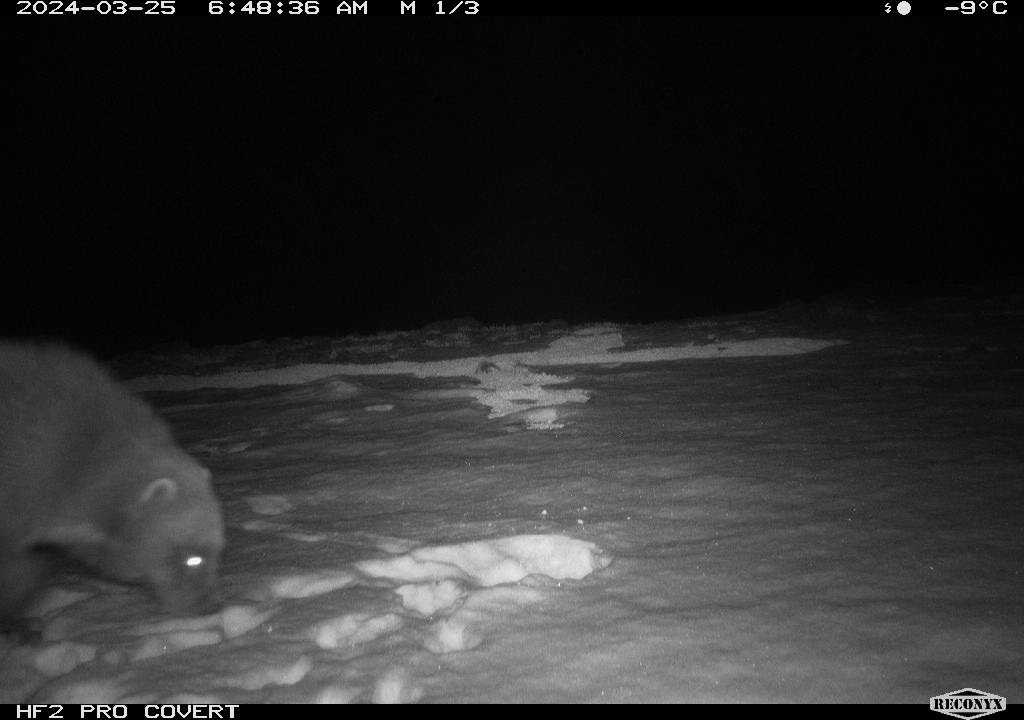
[8,17,1018,356]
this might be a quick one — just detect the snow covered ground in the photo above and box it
[2,287,1022,703]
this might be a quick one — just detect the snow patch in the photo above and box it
[517,406,564,430]
[309,613,404,650]
[131,630,221,661]
[368,535,421,554]
[31,642,97,677]
[132,613,223,636]
[127,326,843,427]
[423,618,481,654]
[128,326,840,399]
[123,605,270,660]
[357,534,610,587]
[314,684,361,704]
[220,605,275,639]
[372,667,422,704]
[224,655,312,691]
[395,579,466,616]
[270,571,357,599]
[246,494,293,515]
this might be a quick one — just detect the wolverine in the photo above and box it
[0,341,224,624]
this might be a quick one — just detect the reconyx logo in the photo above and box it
[931,688,1007,719]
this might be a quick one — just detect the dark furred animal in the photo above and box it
[0,342,224,622]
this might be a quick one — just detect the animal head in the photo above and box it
[37,459,225,617]
[124,469,225,615]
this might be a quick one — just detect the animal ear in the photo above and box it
[139,477,180,506]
